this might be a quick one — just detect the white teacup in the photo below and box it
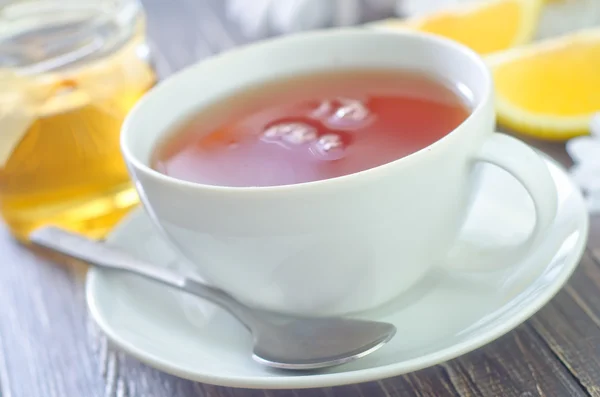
[121,28,557,316]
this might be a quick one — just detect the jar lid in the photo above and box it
[0,0,144,75]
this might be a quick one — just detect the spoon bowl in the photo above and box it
[252,316,396,370]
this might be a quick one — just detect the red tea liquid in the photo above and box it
[152,69,471,187]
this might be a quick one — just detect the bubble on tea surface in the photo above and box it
[310,100,333,119]
[262,123,288,139]
[326,98,372,130]
[262,122,317,145]
[311,133,346,161]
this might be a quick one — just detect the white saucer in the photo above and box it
[87,155,588,389]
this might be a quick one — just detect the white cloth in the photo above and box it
[567,114,600,214]
[227,0,600,39]
[226,0,397,38]
[396,0,480,17]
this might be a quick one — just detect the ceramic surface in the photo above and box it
[87,155,587,389]
[120,28,556,315]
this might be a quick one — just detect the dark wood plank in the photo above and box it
[530,250,600,396]
[587,218,600,251]
[442,324,587,397]
[0,226,106,397]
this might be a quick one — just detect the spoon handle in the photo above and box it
[29,226,261,329]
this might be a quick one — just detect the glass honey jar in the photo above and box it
[0,0,156,241]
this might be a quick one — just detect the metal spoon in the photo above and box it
[30,226,396,371]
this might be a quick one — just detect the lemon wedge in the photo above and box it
[487,27,600,139]
[371,0,544,55]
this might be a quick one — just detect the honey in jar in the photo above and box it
[0,0,156,241]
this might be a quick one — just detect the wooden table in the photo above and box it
[2,1,600,396]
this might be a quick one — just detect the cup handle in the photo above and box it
[444,132,558,271]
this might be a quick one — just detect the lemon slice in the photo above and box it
[371,0,544,55]
[486,27,600,140]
